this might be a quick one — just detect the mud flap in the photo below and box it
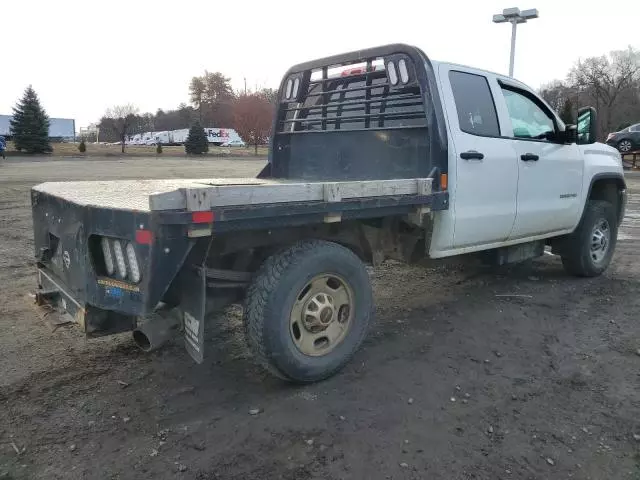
[181,266,206,364]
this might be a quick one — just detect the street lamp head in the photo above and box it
[493,7,538,24]
[502,7,521,18]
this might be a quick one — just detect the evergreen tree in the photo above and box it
[10,86,52,153]
[156,143,163,155]
[559,98,575,125]
[184,123,209,154]
[78,139,87,153]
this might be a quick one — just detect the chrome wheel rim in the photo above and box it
[619,140,632,153]
[590,219,611,264]
[290,274,354,356]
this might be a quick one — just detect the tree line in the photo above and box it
[7,46,640,156]
[540,46,640,139]
[96,71,278,154]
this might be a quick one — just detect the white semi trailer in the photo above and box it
[131,128,245,146]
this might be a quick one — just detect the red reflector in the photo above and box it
[135,229,153,245]
[192,211,214,224]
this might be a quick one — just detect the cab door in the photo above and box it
[440,67,519,248]
[495,84,584,238]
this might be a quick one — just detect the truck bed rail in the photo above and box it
[34,177,436,213]
[150,177,434,211]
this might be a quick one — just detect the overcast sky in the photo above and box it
[2,0,639,128]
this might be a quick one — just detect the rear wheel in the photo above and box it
[561,200,617,277]
[617,139,633,153]
[244,240,373,382]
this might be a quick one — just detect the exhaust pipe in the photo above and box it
[133,309,181,352]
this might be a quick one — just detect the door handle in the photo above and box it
[520,153,539,161]
[460,150,484,160]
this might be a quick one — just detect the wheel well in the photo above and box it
[589,179,619,204]
[588,177,625,224]
[194,222,376,274]
[193,217,425,276]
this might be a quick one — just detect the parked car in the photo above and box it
[606,123,640,153]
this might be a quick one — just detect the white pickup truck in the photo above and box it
[32,44,626,383]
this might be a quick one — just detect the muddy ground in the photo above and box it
[1,157,639,480]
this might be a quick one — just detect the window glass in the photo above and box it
[501,88,555,140]
[631,124,640,132]
[449,71,500,137]
[577,109,594,144]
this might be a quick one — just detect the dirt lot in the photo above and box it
[1,157,640,480]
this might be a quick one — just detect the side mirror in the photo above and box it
[576,107,598,144]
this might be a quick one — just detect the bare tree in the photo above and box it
[103,104,139,153]
[189,77,206,122]
[540,80,575,113]
[259,88,279,105]
[568,47,640,137]
[232,94,274,155]
[189,71,235,126]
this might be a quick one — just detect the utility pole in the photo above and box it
[493,7,539,77]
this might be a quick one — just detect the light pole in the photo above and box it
[492,7,539,77]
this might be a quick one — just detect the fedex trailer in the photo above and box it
[128,127,245,146]
[205,128,245,146]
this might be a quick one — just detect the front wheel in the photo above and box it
[244,240,373,382]
[561,200,617,277]
[617,139,633,153]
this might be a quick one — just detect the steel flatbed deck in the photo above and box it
[33,177,437,214]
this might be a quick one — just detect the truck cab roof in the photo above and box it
[432,60,518,85]
[432,59,550,105]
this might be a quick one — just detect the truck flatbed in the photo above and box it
[32,178,272,212]
[34,177,434,213]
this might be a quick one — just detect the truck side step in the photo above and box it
[484,240,545,266]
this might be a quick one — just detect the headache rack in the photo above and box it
[278,58,426,133]
[263,44,448,183]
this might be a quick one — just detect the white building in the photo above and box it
[0,115,75,140]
